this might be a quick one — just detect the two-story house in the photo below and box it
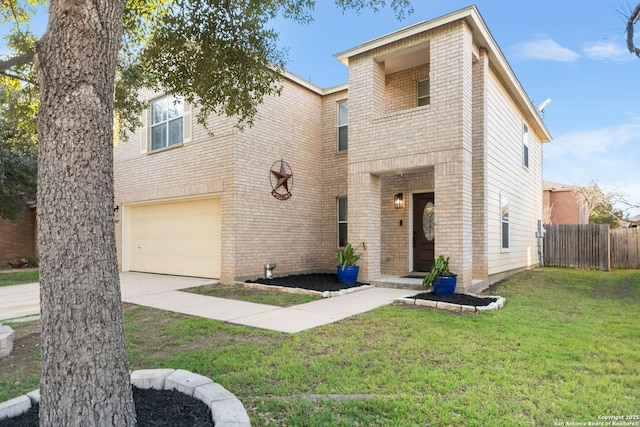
[113,6,552,293]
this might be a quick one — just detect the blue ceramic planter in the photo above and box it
[337,266,359,285]
[433,275,457,295]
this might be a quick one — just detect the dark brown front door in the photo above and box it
[413,192,435,272]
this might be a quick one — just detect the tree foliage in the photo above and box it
[3,0,414,138]
[0,0,39,219]
[578,182,639,228]
[1,0,415,425]
[0,134,37,220]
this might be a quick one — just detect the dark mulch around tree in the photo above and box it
[247,272,366,292]
[0,386,214,427]
[410,292,497,306]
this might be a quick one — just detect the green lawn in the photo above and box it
[2,268,639,426]
[0,270,39,287]
[181,283,320,307]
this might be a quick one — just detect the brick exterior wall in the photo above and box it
[114,79,324,284]
[544,189,589,224]
[112,8,549,291]
[319,89,349,272]
[0,206,37,267]
[344,21,477,288]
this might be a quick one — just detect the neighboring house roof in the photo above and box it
[334,5,552,144]
[623,215,640,228]
[543,181,581,192]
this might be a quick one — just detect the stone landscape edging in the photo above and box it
[0,368,251,427]
[237,281,373,298]
[0,323,15,358]
[394,295,506,313]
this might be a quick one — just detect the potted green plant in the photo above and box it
[422,255,457,295]
[336,242,366,285]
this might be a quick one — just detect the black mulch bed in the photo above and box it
[0,386,214,427]
[247,273,366,292]
[410,292,497,307]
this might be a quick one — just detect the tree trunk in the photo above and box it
[35,0,135,425]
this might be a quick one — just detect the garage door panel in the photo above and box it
[128,198,221,278]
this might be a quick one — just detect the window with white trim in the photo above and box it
[337,197,348,248]
[522,123,529,168]
[150,95,184,151]
[338,100,348,151]
[501,192,509,251]
[417,79,430,106]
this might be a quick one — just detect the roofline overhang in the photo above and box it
[281,70,348,96]
[333,6,552,143]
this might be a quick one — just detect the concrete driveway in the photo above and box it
[0,272,216,322]
[1,272,411,332]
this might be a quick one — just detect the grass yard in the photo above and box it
[181,283,320,307]
[0,270,39,287]
[1,268,638,426]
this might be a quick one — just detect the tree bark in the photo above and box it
[35,0,135,425]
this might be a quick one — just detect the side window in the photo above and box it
[337,197,348,248]
[501,192,509,251]
[150,95,184,151]
[522,123,529,168]
[338,100,348,152]
[417,79,430,106]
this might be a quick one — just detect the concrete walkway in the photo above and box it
[1,272,413,333]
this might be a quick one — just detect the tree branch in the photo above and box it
[1,69,38,85]
[627,3,640,57]
[0,51,35,74]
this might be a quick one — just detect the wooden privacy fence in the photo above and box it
[543,224,640,270]
[611,227,640,268]
[543,224,610,270]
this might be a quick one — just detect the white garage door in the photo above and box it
[128,198,221,278]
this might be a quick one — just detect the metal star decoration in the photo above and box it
[271,160,292,192]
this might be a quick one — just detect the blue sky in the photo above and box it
[4,1,639,214]
[270,1,640,215]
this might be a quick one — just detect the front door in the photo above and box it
[413,193,435,272]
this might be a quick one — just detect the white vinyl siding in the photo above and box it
[522,123,529,168]
[485,68,542,275]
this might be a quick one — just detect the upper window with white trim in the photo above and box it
[522,123,529,168]
[417,79,430,106]
[338,100,348,152]
[150,95,184,151]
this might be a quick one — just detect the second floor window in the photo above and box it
[151,95,184,151]
[338,100,348,151]
[417,79,430,106]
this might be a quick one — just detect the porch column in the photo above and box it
[435,160,473,290]
[346,53,385,282]
[348,172,381,282]
[472,48,489,282]
[432,22,474,291]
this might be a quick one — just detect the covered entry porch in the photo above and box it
[347,164,488,294]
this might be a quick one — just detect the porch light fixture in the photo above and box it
[394,193,404,209]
